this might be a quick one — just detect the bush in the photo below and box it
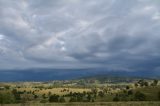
[119,94,129,101]
[4,85,10,90]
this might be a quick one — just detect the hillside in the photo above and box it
[0,69,159,82]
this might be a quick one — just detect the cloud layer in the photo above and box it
[0,0,160,71]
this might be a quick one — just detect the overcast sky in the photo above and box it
[0,0,160,71]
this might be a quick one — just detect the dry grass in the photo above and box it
[17,87,91,95]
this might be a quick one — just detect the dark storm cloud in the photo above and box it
[0,0,160,71]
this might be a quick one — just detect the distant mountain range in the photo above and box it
[0,68,159,82]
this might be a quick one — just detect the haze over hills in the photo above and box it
[0,69,159,82]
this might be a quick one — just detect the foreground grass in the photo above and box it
[2,102,160,106]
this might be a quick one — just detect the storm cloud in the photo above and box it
[0,0,160,71]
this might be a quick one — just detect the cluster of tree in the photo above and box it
[135,79,159,87]
[67,92,95,102]
[49,94,65,103]
[60,88,70,92]
[48,88,101,103]
[43,92,94,103]
[0,89,25,105]
[0,89,37,105]
[151,79,159,86]
[158,91,160,101]
[113,91,146,101]
[0,92,15,105]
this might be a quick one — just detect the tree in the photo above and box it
[59,96,65,102]
[4,85,10,90]
[98,91,105,98]
[91,99,95,102]
[113,96,119,102]
[138,80,145,87]
[0,92,15,105]
[119,93,129,101]
[42,94,46,99]
[34,95,38,99]
[49,94,59,102]
[134,83,138,88]
[134,91,146,101]
[91,88,98,98]
[128,90,133,95]
[48,91,52,97]
[69,97,77,102]
[77,95,83,102]
[91,88,98,95]
[40,99,47,103]
[126,86,130,90]
[83,91,87,96]
[103,87,108,94]
[158,91,160,100]
[12,89,21,102]
[87,94,91,102]
[152,79,158,86]
[0,93,4,106]
[144,82,149,87]
[20,93,34,106]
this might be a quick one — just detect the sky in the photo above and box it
[0,0,160,72]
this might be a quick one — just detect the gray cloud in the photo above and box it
[0,0,160,71]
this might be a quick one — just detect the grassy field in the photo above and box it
[0,79,160,105]
[135,86,160,101]
[2,102,160,106]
